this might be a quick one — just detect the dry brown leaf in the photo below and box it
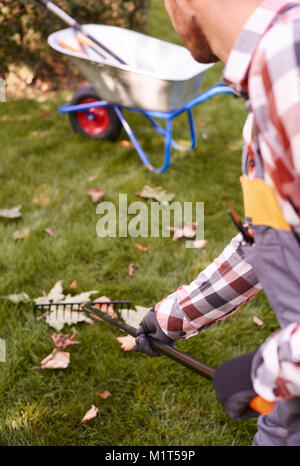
[69,279,78,290]
[192,239,208,249]
[196,121,206,127]
[95,391,112,399]
[167,222,198,241]
[86,187,104,203]
[134,243,149,252]
[253,316,264,327]
[12,227,30,241]
[128,263,136,277]
[49,330,81,350]
[81,404,99,423]
[116,335,136,351]
[0,205,22,219]
[120,140,132,148]
[44,228,57,238]
[39,349,70,369]
[135,185,175,203]
[90,296,117,321]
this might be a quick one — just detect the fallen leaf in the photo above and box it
[38,349,70,369]
[116,335,136,351]
[95,391,112,399]
[69,279,77,290]
[34,281,98,331]
[1,292,31,303]
[39,112,51,118]
[81,404,99,423]
[167,222,198,241]
[12,227,30,241]
[134,243,148,252]
[192,239,208,249]
[120,140,132,148]
[49,330,81,349]
[44,228,57,238]
[176,139,191,149]
[34,280,65,305]
[196,121,206,127]
[120,305,151,329]
[33,187,54,206]
[253,316,264,327]
[0,205,22,219]
[45,311,94,332]
[34,281,98,306]
[91,296,117,320]
[135,185,175,204]
[128,263,136,277]
[86,187,104,203]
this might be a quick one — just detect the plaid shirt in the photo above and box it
[155,0,300,401]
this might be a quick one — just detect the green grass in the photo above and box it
[0,0,279,446]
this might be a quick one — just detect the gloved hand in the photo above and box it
[134,308,176,357]
[213,351,259,421]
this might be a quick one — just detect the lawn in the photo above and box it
[0,0,279,446]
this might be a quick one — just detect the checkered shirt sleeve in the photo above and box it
[252,323,300,401]
[155,234,262,340]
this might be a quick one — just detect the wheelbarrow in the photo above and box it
[40,0,235,173]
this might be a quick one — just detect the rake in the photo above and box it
[34,300,274,416]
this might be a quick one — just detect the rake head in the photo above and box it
[34,300,132,331]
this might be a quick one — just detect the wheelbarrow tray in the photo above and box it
[48,24,213,112]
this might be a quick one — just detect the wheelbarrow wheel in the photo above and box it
[69,86,122,141]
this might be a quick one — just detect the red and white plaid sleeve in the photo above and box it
[155,233,262,340]
[252,323,300,401]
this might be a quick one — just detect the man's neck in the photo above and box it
[204,0,264,62]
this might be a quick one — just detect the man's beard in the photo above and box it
[180,15,220,64]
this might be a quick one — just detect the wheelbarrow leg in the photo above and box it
[113,106,154,171]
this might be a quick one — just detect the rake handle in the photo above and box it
[84,303,214,379]
[83,303,274,415]
[36,0,127,65]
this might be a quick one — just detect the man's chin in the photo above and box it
[191,51,220,64]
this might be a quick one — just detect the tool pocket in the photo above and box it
[240,176,291,231]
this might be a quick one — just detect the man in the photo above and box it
[134,0,300,446]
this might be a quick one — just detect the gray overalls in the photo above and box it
[240,5,300,444]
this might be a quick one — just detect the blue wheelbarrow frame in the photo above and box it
[59,83,234,173]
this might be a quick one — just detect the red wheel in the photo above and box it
[68,86,122,141]
[76,98,110,136]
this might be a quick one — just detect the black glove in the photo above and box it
[134,308,175,357]
[213,351,259,421]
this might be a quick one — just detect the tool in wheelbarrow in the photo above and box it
[37,0,236,172]
[36,0,127,65]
